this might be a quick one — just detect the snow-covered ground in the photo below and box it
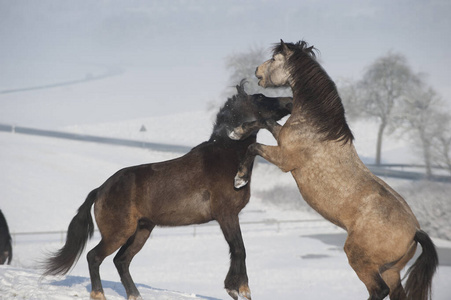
[1,124,451,299]
[1,62,450,299]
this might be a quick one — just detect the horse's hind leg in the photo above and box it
[380,268,405,300]
[113,219,155,300]
[218,216,251,300]
[87,240,115,300]
[87,229,137,299]
[348,261,389,300]
[344,241,389,300]
[379,242,416,300]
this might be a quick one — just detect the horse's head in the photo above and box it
[256,40,317,88]
[233,79,292,126]
[212,80,292,139]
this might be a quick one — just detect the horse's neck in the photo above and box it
[290,93,305,113]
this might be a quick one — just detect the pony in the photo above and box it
[43,80,292,300]
[229,41,438,300]
[0,209,13,265]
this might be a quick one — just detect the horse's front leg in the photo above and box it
[218,216,251,300]
[228,120,262,140]
[234,143,287,189]
[229,119,283,141]
[264,119,283,140]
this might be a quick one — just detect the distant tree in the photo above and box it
[431,111,451,176]
[356,52,420,164]
[400,83,444,177]
[337,78,361,122]
[226,46,265,93]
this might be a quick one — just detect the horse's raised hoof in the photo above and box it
[228,128,243,140]
[226,286,251,300]
[234,174,249,189]
[90,291,107,300]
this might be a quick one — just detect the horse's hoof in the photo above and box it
[128,296,143,300]
[226,287,251,300]
[90,291,107,300]
[239,285,251,300]
[226,289,239,300]
[234,174,249,189]
[228,129,242,140]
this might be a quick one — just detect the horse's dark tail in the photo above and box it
[43,189,98,276]
[404,230,438,300]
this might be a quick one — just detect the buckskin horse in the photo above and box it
[43,80,292,300]
[230,41,438,300]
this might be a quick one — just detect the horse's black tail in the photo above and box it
[404,230,438,300]
[43,189,98,276]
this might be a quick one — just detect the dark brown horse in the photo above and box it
[43,80,292,300]
[230,41,438,300]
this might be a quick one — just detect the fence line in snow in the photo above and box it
[10,218,333,245]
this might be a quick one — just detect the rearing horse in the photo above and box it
[231,41,438,300]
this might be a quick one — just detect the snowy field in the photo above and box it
[1,63,451,299]
[1,125,451,299]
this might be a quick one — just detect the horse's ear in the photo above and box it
[236,79,247,95]
[280,39,289,54]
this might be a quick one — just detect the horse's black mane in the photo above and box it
[273,41,354,144]
[210,80,255,141]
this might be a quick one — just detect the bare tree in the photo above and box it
[431,112,451,175]
[226,46,265,93]
[357,52,420,164]
[337,77,361,122]
[400,84,444,177]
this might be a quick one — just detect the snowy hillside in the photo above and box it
[62,113,417,165]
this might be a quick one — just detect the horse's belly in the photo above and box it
[154,209,211,226]
[149,192,213,226]
[290,168,349,229]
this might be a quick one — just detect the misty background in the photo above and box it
[1,0,450,129]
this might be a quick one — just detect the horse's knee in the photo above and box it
[87,248,104,269]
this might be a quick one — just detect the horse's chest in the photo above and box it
[278,125,318,162]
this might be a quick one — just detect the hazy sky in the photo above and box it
[1,0,450,126]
